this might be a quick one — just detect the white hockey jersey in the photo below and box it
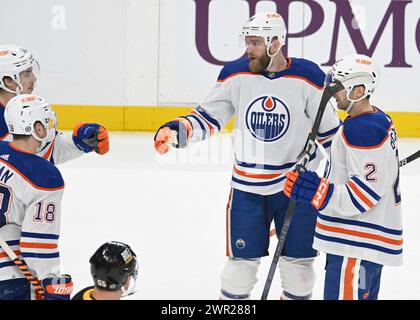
[313,107,403,266]
[0,104,83,164]
[0,141,64,282]
[185,58,341,195]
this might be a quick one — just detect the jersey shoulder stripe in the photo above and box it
[342,108,393,149]
[282,58,326,89]
[217,58,257,82]
[0,142,64,190]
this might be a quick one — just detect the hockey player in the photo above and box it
[284,54,402,300]
[154,12,341,300]
[72,241,138,300]
[0,44,109,163]
[0,94,73,300]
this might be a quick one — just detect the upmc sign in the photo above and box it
[194,0,417,68]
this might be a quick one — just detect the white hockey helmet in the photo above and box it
[240,12,287,47]
[0,44,40,95]
[325,54,379,111]
[5,94,56,146]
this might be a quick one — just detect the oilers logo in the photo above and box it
[245,96,290,142]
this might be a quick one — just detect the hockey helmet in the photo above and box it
[0,44,40,95]
[5,94,57,148]
[325,54,379,111]
[240,12,287,47]
[90,241,138,292]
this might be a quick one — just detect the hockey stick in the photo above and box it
[0,236,45,298]
[399,149,420,167]
[261,80,344,300]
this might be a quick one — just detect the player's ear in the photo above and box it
[270,37,280,51]
[2,76,17,90]
[355,85,366,99]
[34,121,46,138]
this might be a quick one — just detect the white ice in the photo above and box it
[58,132,420,300]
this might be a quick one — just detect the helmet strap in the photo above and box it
[265,44,281,71]
[1,79,23,95]
[345,88,368,113]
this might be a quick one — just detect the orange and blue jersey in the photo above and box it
[0,141,64,282]
[184,57,341,195]
[315,107,403,266]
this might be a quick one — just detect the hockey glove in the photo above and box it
[154,117,192,155]
[73,122,110,155]
[41,274,73,300]
[284,171,334,210]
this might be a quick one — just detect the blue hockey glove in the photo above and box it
[73,122,109,154]
[41,274,73,300]
[284,170,334,210]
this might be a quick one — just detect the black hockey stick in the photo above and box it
[399,149,420,167]
[261,80,344,300]
[0,236,45,299]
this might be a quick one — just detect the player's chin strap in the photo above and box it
[265,45,281,71]
[0,80,23,95]
[345,87,368,113]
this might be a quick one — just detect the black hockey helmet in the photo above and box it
[90,241,138,291]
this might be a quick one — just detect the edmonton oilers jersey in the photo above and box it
[0,141,64,282]
[186,57,341,195]
[313,108,402,266]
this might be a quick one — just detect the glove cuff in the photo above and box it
[42,275,73,300]
[311,178,333,210]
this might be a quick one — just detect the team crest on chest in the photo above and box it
[245,96,290,142]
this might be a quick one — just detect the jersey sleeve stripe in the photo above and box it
[190,110,216,135]
[316,222,403,246]
[347,181,374,208]
[186,114,207,140]
[0,250,21,259]
[194,108,222,131]
[19,242,58,249]
[282,75,324,90]
[0,261,15,268]
[5,240,20,246]
[350,176,381,201]
[22,252,59,259]
[318,123,341,138]
[322,141,332,149]
[217,71,259,83]
[21,232,59,240]
[345,184,366,213]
